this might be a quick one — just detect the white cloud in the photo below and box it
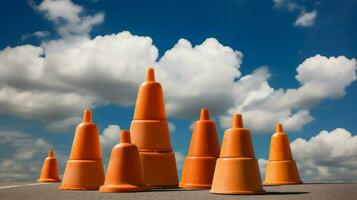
[100,125,120,158]
[0,130,64,182]
[0,32,157,132]
[273,0,300,11]
[1,32,356,134]
[34,0,104,36]
[294,10,317,27]
[258,158,268,178]
[272,0,318,27]
[21,31,50,40]
[175,151,185,171]
[158,38,242,118]
[168,122,176,133]
[291,128,357,182]
[220,55,356,133]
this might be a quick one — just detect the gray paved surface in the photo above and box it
[0,182,356,200]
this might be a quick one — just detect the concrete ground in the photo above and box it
[0,182,356,200]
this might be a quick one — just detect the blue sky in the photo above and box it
[0,0,357,182]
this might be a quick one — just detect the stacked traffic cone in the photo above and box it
[210,114,265,194]
[180,108,220,189]
[60,109,105,190]
[100,130,148,192]
[264,123,302,185]
[37,148,61,183]
[130,67,178,188]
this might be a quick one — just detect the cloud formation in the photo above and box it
[291,128,357,182]
[1,33,356,133]
[273,0,318,27]
[220,55,356,132]
[0,130,59,182]
[100,124,120,160]
[259,128,357,182]
[294,10,317,27]
[33,0,104,36]
[0,0,356,134]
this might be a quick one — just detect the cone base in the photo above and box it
[210,157,264,195]
[139,151,178,188]
[37,178,61,183]
[179,156,217,189]
[210,190,265,195]
[179,183,211,190]
[99,184,148,193]
[264,181,303,186]
[130,120,172,152]
[264,160,302,185]
[60,160,105,190]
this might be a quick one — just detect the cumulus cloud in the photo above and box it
[291,128,357,182]
[0,32,156,132]
[33,0,104,36]
[0,130,63,182]
[258,128,357,182]
[220,55,356,133]
[294,10,317,27]
[100,124,120,154]
[1,34,356,134]
[0,2,355,134]
[158,38,242,117]
[175,151,185,171]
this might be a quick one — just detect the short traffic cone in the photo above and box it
[210,114,265,194]
[37,148,61,183]
[180,108,220,189]
[100,130,148,192]
[130,67,178,188]
[264,123,302,185]
[60,109,105,190]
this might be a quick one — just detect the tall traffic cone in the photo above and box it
[100,130,148,192]
[37,148,61,183]
[180,108,220,189]
[264,123,302,185]
[130,67,178,188]
[60,109,105,190]
[210,114,265,194]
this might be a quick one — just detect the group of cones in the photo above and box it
[38,67,302,194]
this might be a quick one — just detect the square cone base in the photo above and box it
[179,156,217,189]
[60,160,105,190]
[37,178,61,183]
[139,152,178,188]
[210,158,265,195]
[264,160,302,185]
[99,184,148,193]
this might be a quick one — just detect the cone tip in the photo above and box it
[232,114,243,128]
[48,148,55,157]
[83,109,92,123]
[120,130,131,143]
[200,108,210,120]
[276,123,284,134]
[146,67,155,82]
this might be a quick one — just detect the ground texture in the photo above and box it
[0,182,356,200]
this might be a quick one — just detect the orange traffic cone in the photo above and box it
[264,123,302,185]
[60,109,105,190]
[130,67,178,188]
[180,108,220,189]
[210,114,265,194]
[100,130,148,192]
[37,148,61,183]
